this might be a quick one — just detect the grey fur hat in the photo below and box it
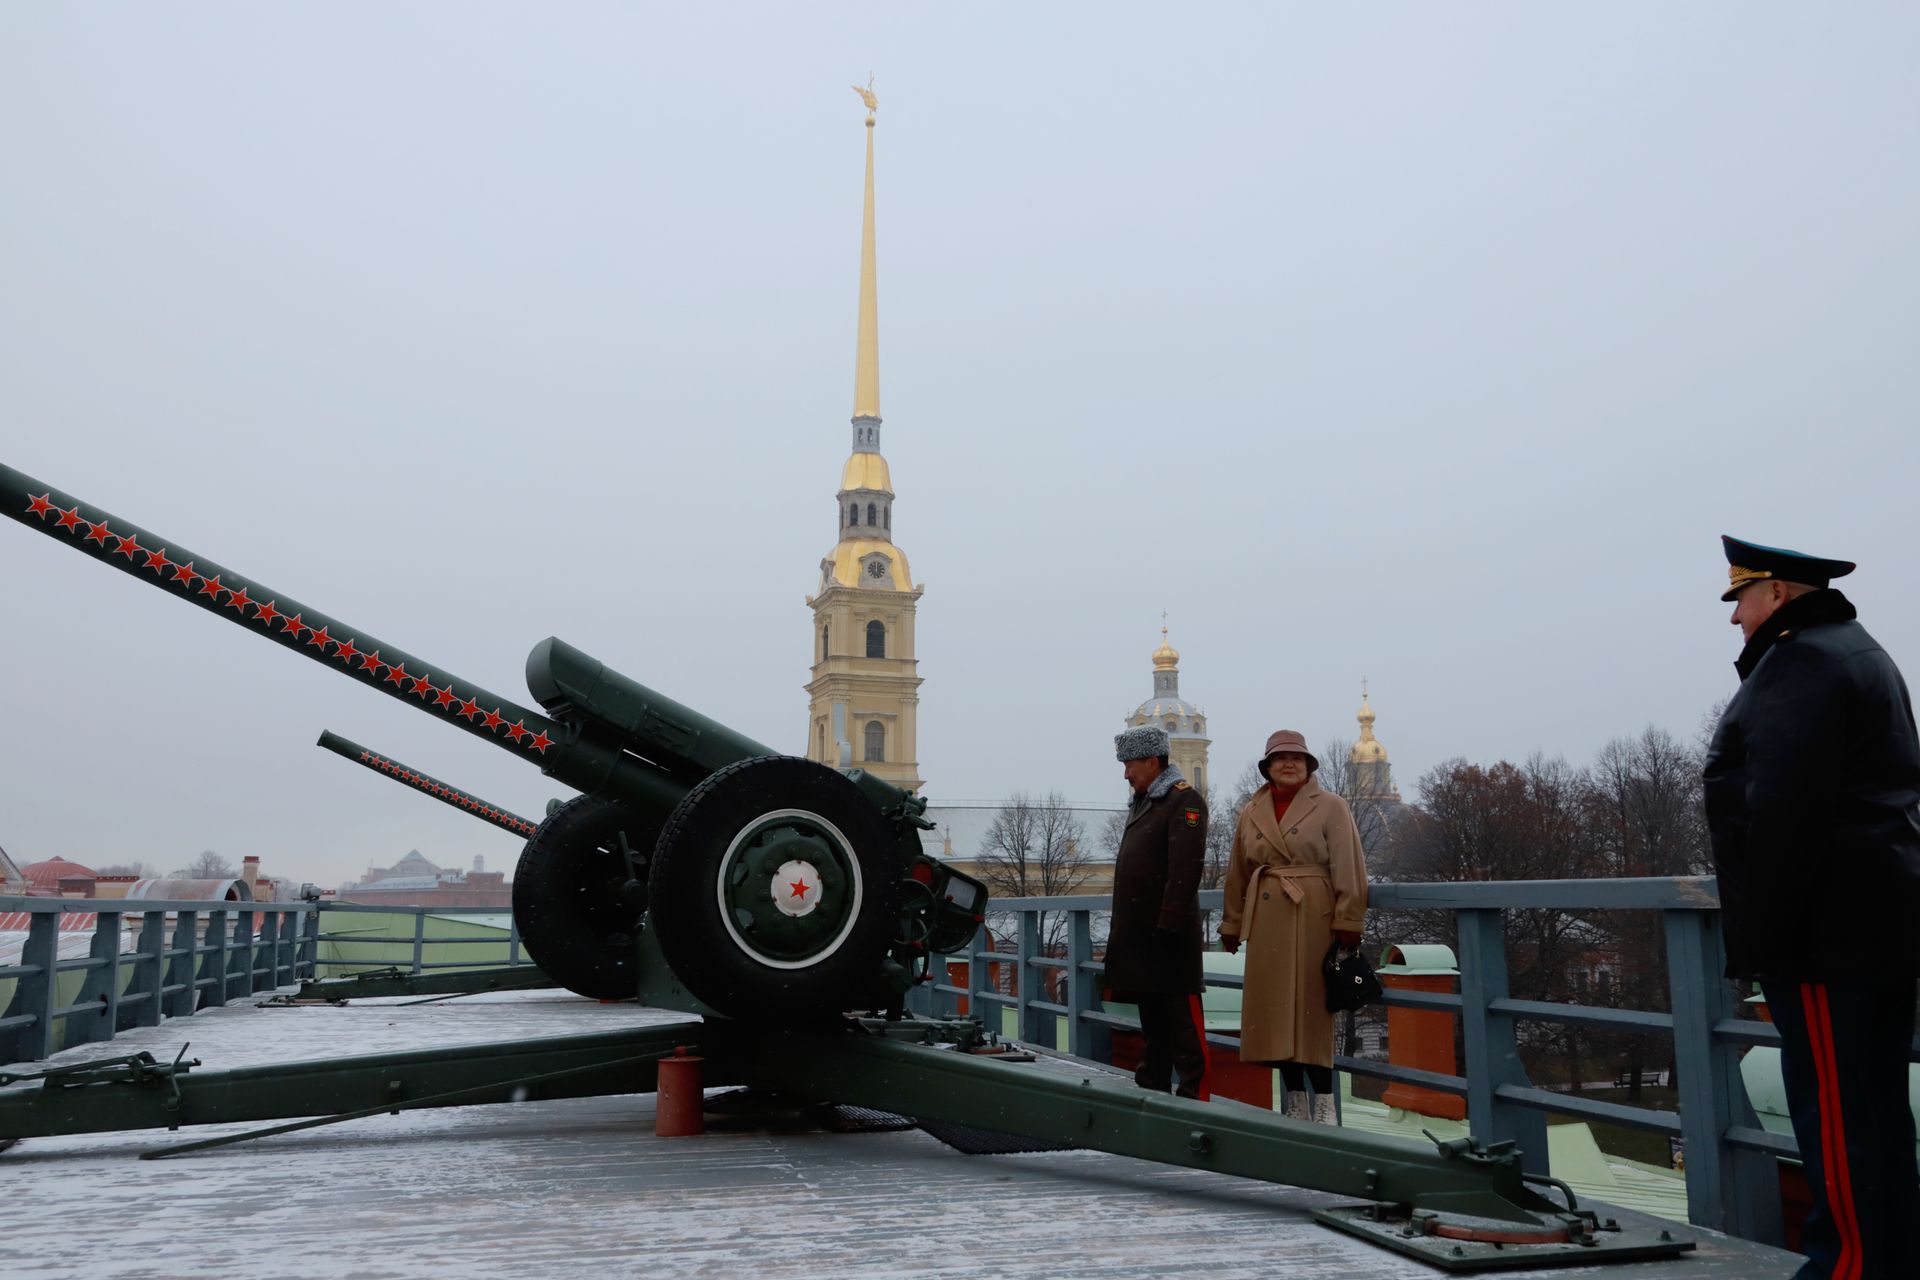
[1114,725,1171,761]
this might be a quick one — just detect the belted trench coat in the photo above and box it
[1220,778,1369,1066]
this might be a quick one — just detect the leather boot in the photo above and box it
[1281,1091,1311,1122]
[1310,1093,1338,1126]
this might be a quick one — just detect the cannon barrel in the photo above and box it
[1,463,682,812]
[317,730,539,837]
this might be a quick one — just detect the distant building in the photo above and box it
[1347,684,1401,803]
[1123,625,1212,796]
[0,842,26,893]
[338,851,509,908]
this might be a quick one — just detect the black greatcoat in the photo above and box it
[1704,589,1920,979]
[1105,779,1208,996]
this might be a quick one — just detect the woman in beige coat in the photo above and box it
[1220,729,1369,1124]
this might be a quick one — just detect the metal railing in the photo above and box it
[0,894,320,1063]
[906,875,1920,1244]
[311,902,530,976]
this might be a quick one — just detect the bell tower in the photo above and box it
[805,83,924,792]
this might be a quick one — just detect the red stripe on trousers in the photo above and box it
[1803,983,1863,1280]
[1186,994,1212,1102]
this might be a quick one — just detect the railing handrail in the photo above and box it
[984,875,1723,915]
[0,894,320,914]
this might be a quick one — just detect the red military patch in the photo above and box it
[1183,808,1200,827]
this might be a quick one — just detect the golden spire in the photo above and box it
[1152,616,1180,671]
[852,79,881,421]
[1352,679,1389,763]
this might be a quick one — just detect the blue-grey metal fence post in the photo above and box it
[167,910,199,1018]
[1665,907,1782,1243]
[969,922,994,1031]
[411,909,427,975]
[229,909,254,997]
[1455,907,1549,1175]
[131,910,167,1029]
[3,911,60,1061]
[301,907,319,979]
[72,909,124,1046]
[1067,907,1108,1063]
[204,909,230,1008]
[1017,909,1049,1046]
[257,910,281,990]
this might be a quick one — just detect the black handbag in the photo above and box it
[1323,941,1382,1013]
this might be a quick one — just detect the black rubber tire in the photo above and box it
[649,755,902,1022]
[511,795,662,1001]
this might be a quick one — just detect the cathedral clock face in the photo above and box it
[866,560,887,580]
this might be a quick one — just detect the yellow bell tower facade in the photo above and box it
[805,86,924,792]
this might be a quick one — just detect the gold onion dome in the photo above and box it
[840,451,894,494]
[1152,629,1180,671]
[1350,692,1389,763]
[827,538,913,591]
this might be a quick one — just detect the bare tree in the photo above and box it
[170,850,236,879]
[976,791,1092,956]
[93,861,159,878]
[1317,736,1399,863]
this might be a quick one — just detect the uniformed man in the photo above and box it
[1704,535,1920,1280]
[1107,725,1211,1100]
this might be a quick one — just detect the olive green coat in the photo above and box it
[1220,778,1369,1066]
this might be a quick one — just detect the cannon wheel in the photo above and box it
[512,795,662,1001]
[649,756,902,1022]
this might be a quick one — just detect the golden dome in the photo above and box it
[826,538,914,591]
[839,452,894,495]
[1349,691,1390,763]
[1151,626,1180,671]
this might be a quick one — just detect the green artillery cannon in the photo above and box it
[1,462,1703,1271]
[0,462,985,1019]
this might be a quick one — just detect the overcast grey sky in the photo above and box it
[4,5,1916,887]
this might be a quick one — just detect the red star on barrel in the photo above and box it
[253,600,282,628]
[433,685,457,708]
[224,586,253,613]
[112,533,143,560]
[279,612,307,637]
[304,625,333,651]
[170,561,199,585]
[84,520,113,545]
[332,638,359,665]
[143,549,172,576]
[409,674,434,697]
[356,650,384,672]
[481,709,504,731]
[383,662,411,687]
[527,730,554,753]
[25,493,53,519]
[504,720,528,742]
[55,506,82,532]
[788,878,810,900]
[457,697,481,720]
[196,573,226,600]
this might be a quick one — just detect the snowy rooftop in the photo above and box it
[2,990,1796,1279]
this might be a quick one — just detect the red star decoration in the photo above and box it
[197,574,226,600]
[143,548,173,576]
[224,586,253,613]
[504,720,528,742]
[358,752,372,762]
[356,649,384,672]
[401,770,417,783]
[481,806,496,819]
[332,638,360,665]
[433,684,457,708]
[25,493,53,519]
[253,600,282,628]
[279,612,308,637]
[457,697,481,720]
[171,561,200,585]
[481,708,504,731]
[55,506,83,532]
[112,533,144,560]
[383,662,411,687]
[305,625,333,650]
[527,730,554,754]
[788,879,810,900]
[409,674,434,698]
[84,520,113,545]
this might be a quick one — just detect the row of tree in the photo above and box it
[93,850,239,880]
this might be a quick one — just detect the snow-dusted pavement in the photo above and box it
[2,990,1793,1280]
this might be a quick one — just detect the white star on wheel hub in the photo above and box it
[772,860,823,917]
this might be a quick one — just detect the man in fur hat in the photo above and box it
[1705,535,1920,1280]
[1107,725,1211,1100]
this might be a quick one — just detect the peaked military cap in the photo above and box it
[1721,534,1855,602]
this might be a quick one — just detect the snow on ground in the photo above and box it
[2,991,1793,1280]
